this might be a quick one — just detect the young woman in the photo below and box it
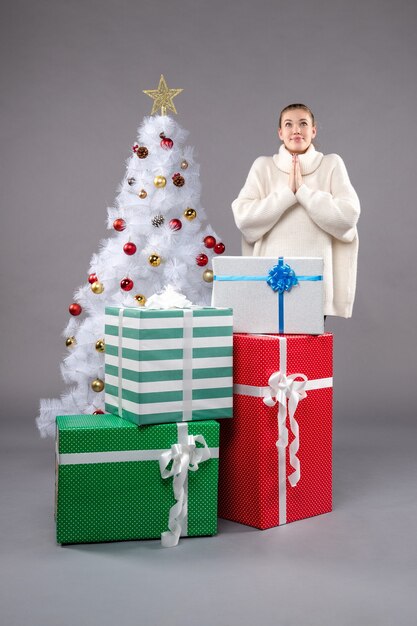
[231,104,360,317]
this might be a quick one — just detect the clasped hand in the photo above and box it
[289,154,303,193]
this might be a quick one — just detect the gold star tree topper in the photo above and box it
[143,75,183,116]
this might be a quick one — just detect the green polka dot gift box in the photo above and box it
[104,306,233,426]
[55,414,219,547]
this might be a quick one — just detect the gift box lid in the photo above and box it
[56,414,220,454]
[105,306,233,319]
[233,332,333,386]
[213,255,323,276]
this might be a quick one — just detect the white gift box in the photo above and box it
[212,256,324,335]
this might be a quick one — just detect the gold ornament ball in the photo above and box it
[184,207,197,221]
[91,378,104,393]
[65,336,76,348]
[91,280,104,294]
[153,175,167,189]
[148,254,161,267]
[139,189,147,199]
[203,269,214,283]
[180,160,189,170]
[134,294,147,306]
[95,339,105,352]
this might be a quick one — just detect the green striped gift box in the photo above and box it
[55,414,219,545]
[104,306,233,426]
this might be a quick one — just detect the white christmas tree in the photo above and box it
[37,76,226,437]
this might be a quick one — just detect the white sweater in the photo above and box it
[231,144,360,317]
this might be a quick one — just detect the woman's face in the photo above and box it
[278,109,317,154]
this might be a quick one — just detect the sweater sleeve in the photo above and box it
[231,158,297,244]
[295,155,360,243]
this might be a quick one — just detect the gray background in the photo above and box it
[1,0,416,624]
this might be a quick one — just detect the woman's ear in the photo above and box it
[278,127,283,141]
[312,126,317,139]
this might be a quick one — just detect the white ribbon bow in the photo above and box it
[159,433,211,547]
[263,371,308,487]
[145,284,193,309]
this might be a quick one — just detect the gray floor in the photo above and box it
[1,416,416,626]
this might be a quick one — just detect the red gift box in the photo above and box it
[218,333,333,529]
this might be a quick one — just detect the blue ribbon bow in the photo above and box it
[266,261,299,294]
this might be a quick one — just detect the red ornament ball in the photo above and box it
[69,303,82,316]
[120,277,134,291]
[113,218,126,232]
[160,136,174,150]
[203,235,216,249]
[196,253,208,267]
[169,218,182,231]
[88,273,98,284]
[214,242,225,254]
[123,242,137,256]
[93,409,105,415]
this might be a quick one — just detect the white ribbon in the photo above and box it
[263,370,308,488]
[159,423,211,548]
[182,309,193,421]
